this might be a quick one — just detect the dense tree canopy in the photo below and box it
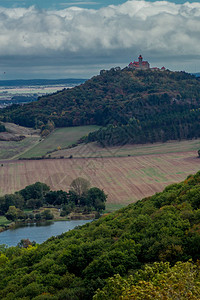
[94,261,200,299]
[0,171,200,299]
[19,182,50,201]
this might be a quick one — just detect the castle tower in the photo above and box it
[138,55,143,68]
[128,55,150,69]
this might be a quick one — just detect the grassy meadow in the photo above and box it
[17,125,100,159]
[0,137,40,160]
[0,216,12,229]
[0,125,100,160]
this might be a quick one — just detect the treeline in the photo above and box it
[0,178,107,223]
[1,68,200,145]
[0,171,200,299]
[86,105,200,145]
[0,122,6,132]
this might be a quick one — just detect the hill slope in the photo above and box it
[1,68,200,145]
[0,140,200,204]
[0,171,200,299]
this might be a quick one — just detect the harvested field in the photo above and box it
[0,150,199,209]
[3,122,39,136]
[51,139,200,158]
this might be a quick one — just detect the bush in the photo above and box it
[35,213,42,221]
[41,210,54,220]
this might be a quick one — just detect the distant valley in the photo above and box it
[0,78,86,108]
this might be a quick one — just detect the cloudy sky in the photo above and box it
[0,0,199,79]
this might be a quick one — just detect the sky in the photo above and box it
[0,0,199,79]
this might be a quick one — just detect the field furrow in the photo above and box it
[0,150,199,207]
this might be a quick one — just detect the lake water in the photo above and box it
[0,220,92,247]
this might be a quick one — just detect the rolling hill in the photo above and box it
[1,68,200,146]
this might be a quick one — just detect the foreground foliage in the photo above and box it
[0,171,200,299]
[94,261,200,299]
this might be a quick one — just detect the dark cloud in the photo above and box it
[0,1,199,79]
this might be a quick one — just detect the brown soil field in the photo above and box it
[3,122,39,136]
[0,123,39,142]
[50,139,200,158]
[0,150,199,207]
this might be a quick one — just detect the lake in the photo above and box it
[0,219,92,247]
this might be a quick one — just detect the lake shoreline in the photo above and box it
[0,222,15,233]
[0,219,93,247]
[0,212,96,234]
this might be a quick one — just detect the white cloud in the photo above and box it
[0,0,200,78]
[59,2,99,6]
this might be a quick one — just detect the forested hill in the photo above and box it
[1,68,200,145]
[0,171,200,299]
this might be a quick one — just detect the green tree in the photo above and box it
[19,182,50,201]
[26,198,43,209]
[17,239,36,248]
[0,253,9,267]
[45,190,68,206]
[87,187,107,211]
[70,177,91,198]
[94,261,200,300]
[0,194,24,215]
[5,206,22,222]
[35,213,42,221]
[41,210,54,220]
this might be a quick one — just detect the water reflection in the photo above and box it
[13,221,54,229]
[0,219,92,247]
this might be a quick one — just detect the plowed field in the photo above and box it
[0,150,199,207]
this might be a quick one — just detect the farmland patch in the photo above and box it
[0,137,40,159]
[18,125,100,158]
[50,139,200,158]
[0,150,199,210]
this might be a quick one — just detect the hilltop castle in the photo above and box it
[129,55,150,70]
[128,55,165,71]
